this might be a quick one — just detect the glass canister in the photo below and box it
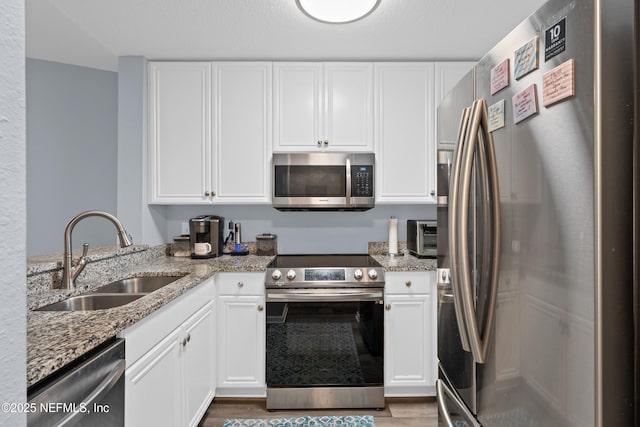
[256,234,277,256]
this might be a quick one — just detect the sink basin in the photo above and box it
[93,275,183,294]
[36,294,145,311]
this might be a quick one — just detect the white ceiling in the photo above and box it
[26,0,548,72]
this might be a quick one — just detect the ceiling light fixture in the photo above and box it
[296,0,381,24]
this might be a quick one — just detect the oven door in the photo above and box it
[265,288,385,409]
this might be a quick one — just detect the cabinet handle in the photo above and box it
[237,281,244,288]
[204,191,210,197]
[430,190,436,196]
[258,304,264,311]
[182,334,192,347]
[317,140,322,146]
[385,304,391,311]
[211,191,216,197]
[405,280,412,287]
[323,140,329,146]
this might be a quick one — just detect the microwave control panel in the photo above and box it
[351,165,373,197]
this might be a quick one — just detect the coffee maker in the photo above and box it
[189,215,224,259]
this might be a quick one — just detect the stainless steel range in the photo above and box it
[264,254,385,410]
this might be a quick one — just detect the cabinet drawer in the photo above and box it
[217,272,265,295]
[385,271,432,294]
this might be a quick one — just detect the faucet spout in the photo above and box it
[61,210,133,289]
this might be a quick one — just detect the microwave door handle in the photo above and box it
[449,106,472,353]
[346,157,351,206]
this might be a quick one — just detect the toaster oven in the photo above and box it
[407,220,437,258]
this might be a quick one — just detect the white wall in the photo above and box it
[26,59,118,256]
[0,0,27,425]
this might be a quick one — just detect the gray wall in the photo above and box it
[26,58,118,256]
[0,0,26,425]
[164,204,436,254]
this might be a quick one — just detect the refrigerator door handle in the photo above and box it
[457,99,501,364]
[436,379,481,427]
[448,106,472,353]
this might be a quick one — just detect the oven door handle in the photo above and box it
[267,289,384,302]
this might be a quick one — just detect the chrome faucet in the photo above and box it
[61,210,132,289]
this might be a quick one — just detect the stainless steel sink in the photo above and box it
[36,294,146,311]
[36,275,185,311]
[93,275,183,294]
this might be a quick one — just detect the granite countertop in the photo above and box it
[372,252,437,271]
[27,243,435,388]
[27,248,273,388]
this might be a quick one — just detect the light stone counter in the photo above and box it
[27,245,273,388]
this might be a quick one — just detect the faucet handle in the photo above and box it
[81,243,89,257]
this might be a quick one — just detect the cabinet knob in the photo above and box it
[430,190,436,196]
[204,191,210,197]
[211,191,216,197]
[405,280,412,287]
[258,304,264,311]
[186,333,191,343]
[182,338,188,347]
[323,140,329,145]
[237,281,244,288]
[317,140,322,146]
[385,304,391,311]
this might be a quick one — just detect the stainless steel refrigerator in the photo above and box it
[436,0,635,426]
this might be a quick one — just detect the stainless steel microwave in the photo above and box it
[272,152,375,211]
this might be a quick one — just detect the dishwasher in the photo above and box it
[27,338,125,427]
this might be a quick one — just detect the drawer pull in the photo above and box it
[405,280,412,287]
[385,304,391,311]
[237,281,244,288]
[258,304,264,311]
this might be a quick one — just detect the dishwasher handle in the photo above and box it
[53,360,125,426]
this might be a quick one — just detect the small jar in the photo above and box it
[256,234,277,256]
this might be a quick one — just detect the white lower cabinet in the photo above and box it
[216,272,266,396]
[121,278,215,427]
[384,271,436,396]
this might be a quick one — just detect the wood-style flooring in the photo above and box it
[197,397,437,427]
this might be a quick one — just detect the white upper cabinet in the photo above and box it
[148,62,211,204]
[434,62,475,108]
[374,63,436,203]
[273,62,373,152]
[148,61,271,204]
[213,62,272,203]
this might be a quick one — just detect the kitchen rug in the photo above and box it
[222,415,376,427]
[266,322,364,385]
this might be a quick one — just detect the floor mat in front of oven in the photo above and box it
[266,322,364,386]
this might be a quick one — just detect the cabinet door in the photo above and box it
[324,63,373,151]
[125,328,182,427]
[375,63,436,203]
[273,63,323,151]
[434,62,475,109]
[183,302,215,427]
[384,293,433,396]
[148,62,211,204]
[213,63,272,203]
[217,295,265,394]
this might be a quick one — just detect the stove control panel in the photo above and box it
[265,266,384,288]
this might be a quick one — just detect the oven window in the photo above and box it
[266,301,383,387]
[274,165,346,197]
